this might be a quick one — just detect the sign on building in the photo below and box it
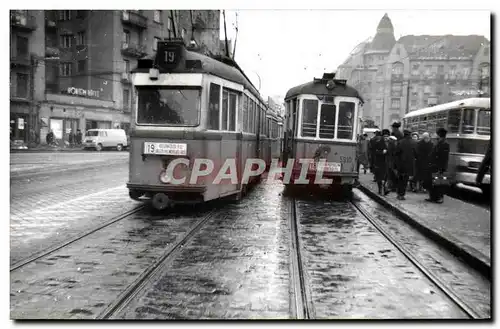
[65,87,101,98]
[18,118,24,130]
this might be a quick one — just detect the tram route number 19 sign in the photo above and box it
[144,142,187,156]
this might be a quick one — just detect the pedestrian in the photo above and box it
[416,132,433,193]
[357,133,369,174]
[395,129,417,200]
[46,130,54,146]
[386,134,398,193]
[408,132,420,191]
[476,140,492,194]
[76,129,83,145]
[69,129,74,147]
[391,121,404,141]
[368,130,382,181]
[373,129,390,195]
[426,128,450,203]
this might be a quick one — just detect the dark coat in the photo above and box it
[430,139,450,173]
[392,129,404,141]
[386,138,398,169]
[373,137,388,179]
[476,141,492,183]
[395,136,417,175]
[368,137,379,166]
[416,139,433,179]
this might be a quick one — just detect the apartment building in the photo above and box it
[336,14,490,129]
[10,10,221,144]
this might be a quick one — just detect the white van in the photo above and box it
[83,129,128,151]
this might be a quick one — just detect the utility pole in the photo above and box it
[405,79,411,114]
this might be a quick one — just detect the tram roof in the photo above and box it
[404,97,491,119]
[132,39,266,106]
[284,73,363,101]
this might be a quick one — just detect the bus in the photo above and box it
[403,97,490,194]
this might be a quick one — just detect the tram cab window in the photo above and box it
[221,90,228,130]
[301,99,318,137]
[319,104,336,139]
[249,100,255,133]
[477,109,491,135]
[228,93,237,131]
[208,83,220,130]
[461,108,475,134]
[137,87,200,126]
[337,102,355,140]
[447,109,461,133]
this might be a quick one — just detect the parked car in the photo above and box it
[83,129,128,151]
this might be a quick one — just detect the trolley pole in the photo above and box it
[405,79,411,114]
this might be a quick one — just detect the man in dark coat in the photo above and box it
[416,132,433,192]
[391,121,404,141]
[373,129,390,195]
[395,130,417,200]
[426,128,450,203]
[368,130,381,181]
[386,134,398,193]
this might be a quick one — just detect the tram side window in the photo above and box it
[477,109,491,135]
[319,104,336,139]
[242,95,248,132]
[249,100,254,134]
[228,92,237,131]
[436,113,447,129]
[461,109,475,134]
[337,102,355,140]
[447,109,460,133]
[208,83,220,130]
[301,99,318,137]
[221,90,228,130]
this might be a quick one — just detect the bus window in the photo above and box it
[337,102,355,139]
[319,104,336,139]
[301,99,318,137]
[461,108,475,134]
[447,109,461,133]
[477,109,491,135]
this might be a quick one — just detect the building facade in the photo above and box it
[336,14,490,129]
[10,9,221,145]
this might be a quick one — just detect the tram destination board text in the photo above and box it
[144,142,187,156]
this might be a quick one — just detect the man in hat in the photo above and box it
[373,129,391,195]
[395,129,417,200]
[391,121,404,141]
[368,130,381,181]
[426,127,450,203]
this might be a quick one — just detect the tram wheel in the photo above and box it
[151,193,171,211]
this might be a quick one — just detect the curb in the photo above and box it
[357,183,491,280]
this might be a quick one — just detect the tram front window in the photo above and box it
[337,102,355,140]
[301,99,318,137]
[136,87,201,126]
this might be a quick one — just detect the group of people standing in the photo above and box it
[358,122,450,203]
[45,129,83,147]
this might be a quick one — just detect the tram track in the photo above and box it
[97,209,221,319]
[288,198,313,319]
[10,205,146,272]
[351,190,484,319]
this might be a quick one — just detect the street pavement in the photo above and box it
[357,172,491,268]
[10,152,135,264]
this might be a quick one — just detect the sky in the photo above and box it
[219,10,491,101]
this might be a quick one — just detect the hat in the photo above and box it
[391,121,401,128]
[403,129,411,136]
[436,127,448,137]
[382,129,390,136]
[422,132,430,138]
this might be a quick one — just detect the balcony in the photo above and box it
[121,10,148,29]
[121,42,147,58]
[11,11,37,31]
[10,53,31,68]
[45,46,60,59]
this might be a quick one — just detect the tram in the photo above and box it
[282,73,364,195]
[402,97,491,193]
[126,39,278,210]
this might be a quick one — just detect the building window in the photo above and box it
[16,36,29,57]
[16,73,28,98]
[480,64,490,79]
[77,60,86,73]
[59,10,71,20]
[123,89,130,110]
[411,63,420,76]
[424,65,432,76]
[124,59,130,73]
[391,98,401,109]
[423,85,431,94]
[153,10,161,23]
[449,65,457,78]
[76,31,85,46]
[411,99,417,106]
[60,62,72,77]
[391,83,402,96]
[122,30,130,45]
[60,35,73,48]
[153,37,160,51]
